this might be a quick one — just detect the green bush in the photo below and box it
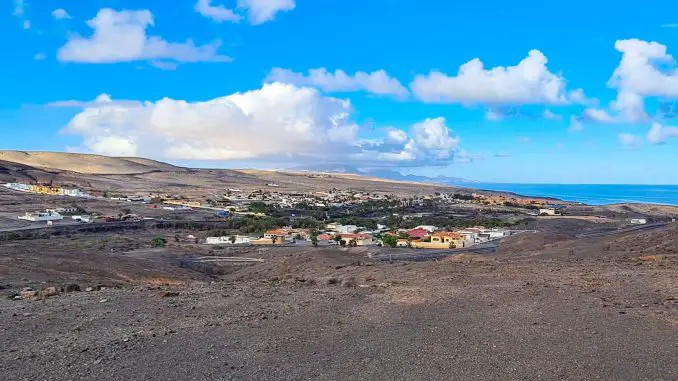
[151,237,167,247]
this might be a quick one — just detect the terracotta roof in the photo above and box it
[265,229,288,236]
[340,233,372,240]
[433,231,462,239]
[406,228,429,239]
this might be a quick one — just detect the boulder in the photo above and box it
[41,287,59,298]
[64,284,81,293]
[20,289,38,299]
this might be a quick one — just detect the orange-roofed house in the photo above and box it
[406,228,429,240]
[411,231,465,249]
[432,232,464,248]
[264,229,289,239]
[339,233,377,246]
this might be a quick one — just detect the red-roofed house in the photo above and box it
[406,228,429,240]
[339,233,376,246]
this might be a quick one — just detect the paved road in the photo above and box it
[575,222,667,238]
[370,245,498,262]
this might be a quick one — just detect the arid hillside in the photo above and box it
[0,151,185,175]
[0,151,461,196]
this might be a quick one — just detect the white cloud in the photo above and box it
[60,83,461,167]
[410,49,587,106]
[411,118,460,155]
[542,109,562,120]
[266,68,408,98]
[48,93,142,108]
[386,129,408,144]
[647,122,678,144]
[238,0,295,25]
[52,8,71,20]
[22,20,30,29]
[582,108,617,123]
[34,52,45,61]
[13,0,25,17]
[194,0,242,23]
[661,23,678,28]
[88,136,138,157]
[195,0,295,25]
[57,8,230,66]
[591,39,678,123]
[618,133,639,147]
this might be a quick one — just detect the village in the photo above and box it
[2,180,534,249]
[203,223,512,249]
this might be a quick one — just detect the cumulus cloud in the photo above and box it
[57,8,230,66]
[239,0,295,24]
[587,39,678,124]
[618,133,639,147]
[60,83,461,167]
[647,122,678,144]
[194,0,242,22]
[22,20,31,30]
[410,49,587,106]
[33,52,45,61]
[52,8,71,20]
[266,68,408,98]
[195,0,295,25]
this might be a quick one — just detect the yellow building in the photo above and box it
[411,232,465,249]
[32,185,63,195]
[164,199,203,208]
[251,237,285,245]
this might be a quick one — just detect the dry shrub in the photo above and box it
[342,277,357,288]
[143,277,185,286]
[637,255,667,262]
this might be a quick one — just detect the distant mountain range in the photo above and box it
[0,150,474,189]
[290,164,474,186]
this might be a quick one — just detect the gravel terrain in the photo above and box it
[1,223,677,380]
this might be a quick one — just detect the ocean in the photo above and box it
[454,183,678,206]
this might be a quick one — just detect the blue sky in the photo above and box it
[2,0,678,184]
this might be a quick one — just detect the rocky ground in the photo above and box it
[1,221,677,380]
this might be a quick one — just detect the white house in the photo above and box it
[415,225,438,232]
[338,225,358,234]
[630,218,647,225]
[71,215,93,223]
[325,222,342,232]
[539,208,558,216]
[18,211,64,222]
[4,183,32,191]
[205,236,251,245]
[478,228,510,240]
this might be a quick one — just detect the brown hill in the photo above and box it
[0,151,186,175]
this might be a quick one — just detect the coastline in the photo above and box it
[451,183,678,207]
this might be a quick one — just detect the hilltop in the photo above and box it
[0,151,463,197]
[0,151,185,175]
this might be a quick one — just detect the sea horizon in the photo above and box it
[452,183,678,206]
